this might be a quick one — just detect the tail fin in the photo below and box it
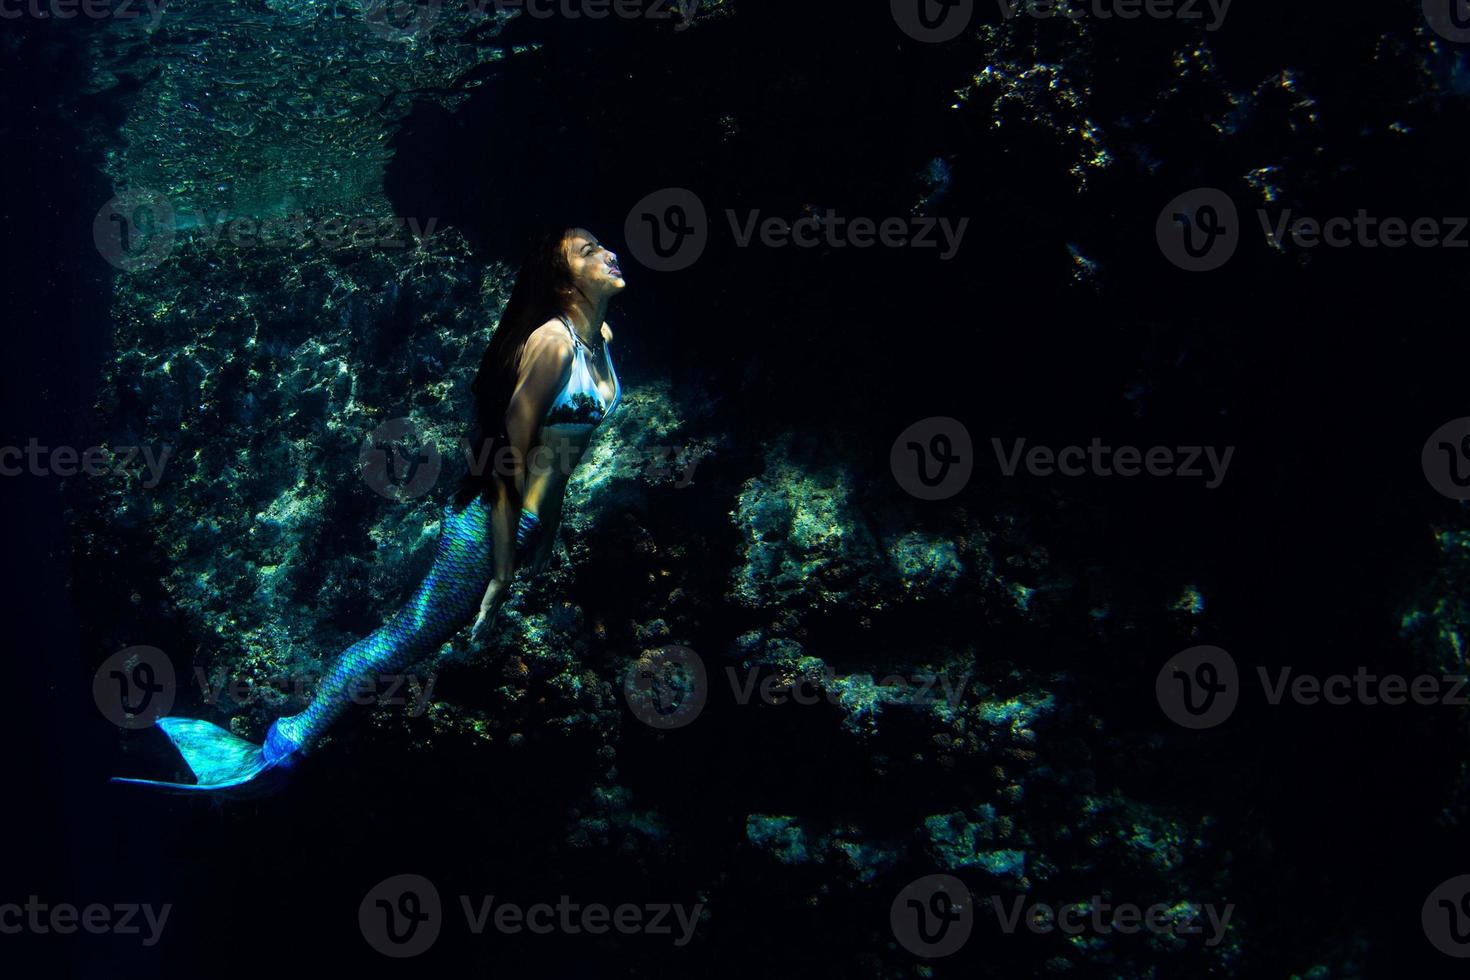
[111,717,273,792]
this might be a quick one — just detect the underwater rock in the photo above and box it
[728,431,893,615]
[728,431,1048,627]
[85,2,514,220]
[1400,522,1470,827]
[744,814,903,886]
[923,805,1022,875]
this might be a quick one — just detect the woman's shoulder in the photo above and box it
[527,317,575,350]
[601,320,614,343]
[517,320,576,375]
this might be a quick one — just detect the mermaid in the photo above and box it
[113,226,627,791]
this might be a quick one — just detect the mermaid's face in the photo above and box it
[564,229,626,299]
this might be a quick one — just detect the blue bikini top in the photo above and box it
[543,314,621,428]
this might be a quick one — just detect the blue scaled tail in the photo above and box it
[113,494,533,792]
[110,717,299,792]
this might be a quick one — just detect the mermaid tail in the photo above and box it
[270,494,501,751]
[113,495,533,791]
[110,718,279,791]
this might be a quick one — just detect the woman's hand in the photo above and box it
[527,525,556,575]
[512,507,558,577]
[520,505,559,576]
[476,479,517,646]
[470,576,510,643]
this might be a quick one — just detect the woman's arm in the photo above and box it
[470,480,520,642]
[470,324,573,639]
[503,325,574,507]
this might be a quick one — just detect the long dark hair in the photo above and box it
[452,226,578,511]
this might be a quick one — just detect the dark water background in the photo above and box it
[6,2,1470,976]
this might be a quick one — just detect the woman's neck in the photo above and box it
[562,296,609,348]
